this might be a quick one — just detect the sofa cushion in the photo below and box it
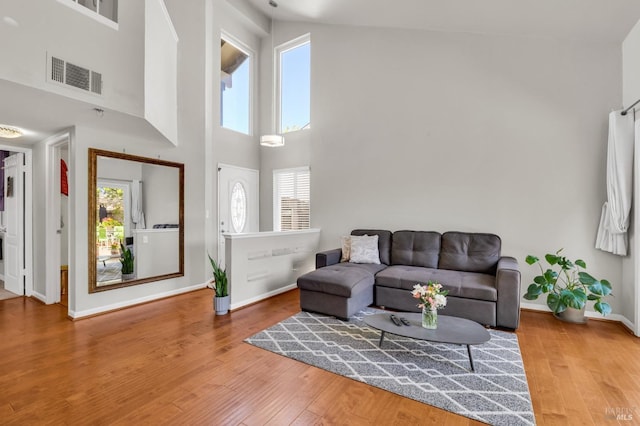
[391,230,441,268]
[352,229,392,265]
[337,261,387,275]
[438,232,501,274]
[430,268,497,301]
[340,236,352,262]
[374,265,429,290]
[297,264,375,298]
[375,265,497,301]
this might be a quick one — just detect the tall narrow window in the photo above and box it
[221,35,251,135]
[273,167,310,231]
[277,34,310,134]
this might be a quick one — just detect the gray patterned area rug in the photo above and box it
[245,308,535,426]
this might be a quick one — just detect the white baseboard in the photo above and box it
[521,302,637,334]
[620,316,637,335]
[30,290,46,303]
[230,283,297,311]
[69,282,208,319]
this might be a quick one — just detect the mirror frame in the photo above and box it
[88,148,185,293]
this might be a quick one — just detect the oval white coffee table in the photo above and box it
[363,312,491,372]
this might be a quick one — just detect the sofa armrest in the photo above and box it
[316,248,342,269]
[496,256,521,329]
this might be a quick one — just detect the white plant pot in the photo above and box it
[122,272,135,281]
[214,295,230,315]
[553,306,587,324]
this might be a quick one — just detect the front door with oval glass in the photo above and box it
[217,164,259,267]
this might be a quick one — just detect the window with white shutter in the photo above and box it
[273,167,310,231]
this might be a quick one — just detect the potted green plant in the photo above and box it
[120,243,135,280]
[208,253,229,315]
[523,249,612,323]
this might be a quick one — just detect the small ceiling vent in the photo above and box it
[49,55,103,95]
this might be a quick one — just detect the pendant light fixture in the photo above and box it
[260,1,285,147]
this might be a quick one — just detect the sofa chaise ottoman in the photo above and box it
[296,229,521,329]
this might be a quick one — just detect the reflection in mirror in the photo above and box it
[89,149,184,293]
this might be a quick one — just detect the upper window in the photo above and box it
[277,34,310,134]
[221,35,252,135]
[273,167,310,231]
[60,0,118,26]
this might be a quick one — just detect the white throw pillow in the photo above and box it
[340,236,351,262]
[349,235,381,264]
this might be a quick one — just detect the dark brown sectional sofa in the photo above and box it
[297,229,521,329]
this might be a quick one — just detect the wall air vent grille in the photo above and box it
[51,57,64,83]
[48,55,103,96]
[65,62,90,91]
[91,71,102,94]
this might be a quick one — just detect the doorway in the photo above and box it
[217,164,259,267]
[3,152,25,296]
[0,146,33,299]
[95,179,130,285]
[45,133,70,305]
[59,145,70,306]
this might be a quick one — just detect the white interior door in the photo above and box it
[217,164,259,268]
[4,153,24,295]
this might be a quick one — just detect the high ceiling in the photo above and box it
[246,0,640,44]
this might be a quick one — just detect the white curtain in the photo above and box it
[595,110,635,255]
[131,180,146,229]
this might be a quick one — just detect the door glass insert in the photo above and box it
[231,182,247,233]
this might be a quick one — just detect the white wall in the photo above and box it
[142,164,179,226]
[145,0,179,145]
[98,157,143,180]
[261,22,625,315]
[67,0,267,315]
[225,229,320,310]
[67,0,209,317]
[0,0,144,116]
[622,18,640,332]
[133,228,179,278]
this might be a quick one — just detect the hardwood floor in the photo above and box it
[0,289,638,425]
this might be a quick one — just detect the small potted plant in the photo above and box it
[120,243,135,280]
[208,254,229,315]
[523,249,612,323]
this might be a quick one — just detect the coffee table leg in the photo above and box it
[378,331,386,348]
[467,345,475,372]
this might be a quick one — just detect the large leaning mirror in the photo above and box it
[89,148,184,293]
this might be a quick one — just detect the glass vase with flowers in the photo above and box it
[411,281,448,329]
